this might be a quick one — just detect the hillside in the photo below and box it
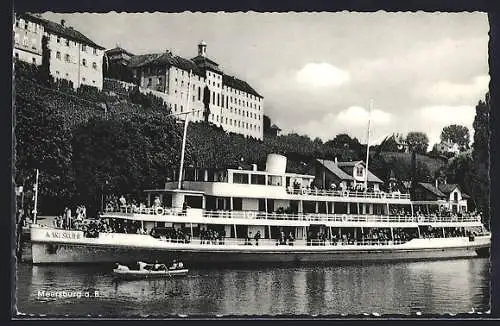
[14,61,449,214]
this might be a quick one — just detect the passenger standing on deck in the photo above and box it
[182,202,188,215]
[119,195,126,211]
[66,207,72,229]
[154,196,161,207]
[254,230,261,246]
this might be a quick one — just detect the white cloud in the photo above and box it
[337,106,392,126]
[414,105,475,146]
[415,75,489,103]
[295,63,350,88]
[286,106,393,143]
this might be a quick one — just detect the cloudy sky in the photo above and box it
[43,12,489,146]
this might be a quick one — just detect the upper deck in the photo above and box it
[154,154,411,203]
[102,206,484,229]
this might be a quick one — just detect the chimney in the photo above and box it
[198,41,207,57]
[61,19,66,27]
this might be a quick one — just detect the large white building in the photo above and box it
[128,42,264,140]
[13,13,105,90]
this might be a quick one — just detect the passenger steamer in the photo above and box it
[30,154,490,264]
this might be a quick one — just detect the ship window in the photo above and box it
[251,174,266,185]
[233,173,249,184]
[268,175,283,186]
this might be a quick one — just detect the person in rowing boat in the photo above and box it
[169,260,178,270]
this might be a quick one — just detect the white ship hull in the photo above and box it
[30,226,490,265]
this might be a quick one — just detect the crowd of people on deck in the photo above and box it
[151,227,191,243]
[290,180,406,196]
[200,228,226,245]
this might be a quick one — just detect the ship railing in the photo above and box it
[152,236,408,247]
[202,210,481,223]
[285,187,411,200]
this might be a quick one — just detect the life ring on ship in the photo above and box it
[155,206,164,216]
[301,188,307,195]
[342,191,349,198]
[380,192,386,199]
[417,216,424,223]
[105,204,113,212]
[341,215,348,222]
[247,211,257,219]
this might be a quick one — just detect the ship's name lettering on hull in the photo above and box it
[45,231,81,240]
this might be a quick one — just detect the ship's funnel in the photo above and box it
[265,154,287,174]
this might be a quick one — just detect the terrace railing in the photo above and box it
[202,210,481,224]
[104,205,481,224]
[286,187,411,200]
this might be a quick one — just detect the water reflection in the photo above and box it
[17,258,490,316]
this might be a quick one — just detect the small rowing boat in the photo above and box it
[113,261,188,280]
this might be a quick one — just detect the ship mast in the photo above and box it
[177,70,193,190]
[33,169,39,224]
[364,100,373,192]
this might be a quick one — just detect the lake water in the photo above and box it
[14,257,490,317]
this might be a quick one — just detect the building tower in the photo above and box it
[198,41,207,57]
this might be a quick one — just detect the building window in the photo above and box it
[212,92,215,105]
[65,54,70,62]
[92,62,97,69]
[56,51,61,59]
[24,23,28,30]
[174,104,177,112]
[32,57,36,64]
[93,48,97,55]
[14,52,19,59]
[66,39,70,46]
[82,58,86,66]
[148,78,152,86]
[158,77,162,85]
[181,105,183,112]
[197,87,201,101]
[82,44,86,52]
[192,95,195,101]
[217,94,220,106]
[56,71,60,75]
[221,95,224,108]
[225,117,228,124]
[238,121,241,127]
[57,36,60,43]
[15,21,19,28]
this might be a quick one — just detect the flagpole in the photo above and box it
[33,169,39,224]
[364,100,373,192]
[177,70,193,190]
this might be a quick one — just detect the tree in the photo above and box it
[405,131,429,154]
[325,133,360,151]
[469,93,490,226]
[263,115,271,133]
[15,95,75,214]
[472,94,490,163]
[440,124,470,152]
[38,35,52,86]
